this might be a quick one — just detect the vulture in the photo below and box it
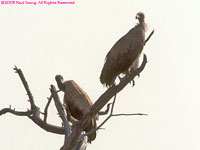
[55,75,98,143]
[100,12,147,87]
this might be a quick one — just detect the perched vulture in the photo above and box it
[55,75,98,143]
[100,12,147,87]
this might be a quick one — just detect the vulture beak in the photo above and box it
[135,14,139,19]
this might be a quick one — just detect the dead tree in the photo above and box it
[0,30,154,150]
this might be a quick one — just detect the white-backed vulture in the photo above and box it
[55,75,98,143]
[100,12,147,87]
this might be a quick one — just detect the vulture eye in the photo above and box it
[136,14,140,19]
[136,12,145,19]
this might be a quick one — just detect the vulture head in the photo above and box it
[55,74,65,91]
[136,12,145,23]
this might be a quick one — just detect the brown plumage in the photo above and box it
[55,75,98,143]
[100,12,147,86]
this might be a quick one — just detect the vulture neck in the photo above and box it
[139,20,147,32]
[139,18,145,24]
[57,80,65,91]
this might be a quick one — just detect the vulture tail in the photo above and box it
[100,60,116,87]
[85,118,97,143]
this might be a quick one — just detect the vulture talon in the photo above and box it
[131,80,135,87]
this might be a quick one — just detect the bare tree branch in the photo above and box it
[50,85,71,137]
[0,66,66,135]
[145,30,154,45]
[98,103,113,116]
[0,107,32,116]
[1,55,148,150]
[28,107,65,134]
[83,95,117,138]
[62,54,148,150]
[112,113,148,117]
[1,29,154,150]
[83,95,147,139]
[13,66,35,109]
[0,104,65,134]
[43,95,53,123]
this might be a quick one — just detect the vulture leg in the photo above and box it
[118,73,135,86]
[129,60,140,86]
[130,60,139,75]
[118,74,128,84]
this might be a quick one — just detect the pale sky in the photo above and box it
[1,0,200,149]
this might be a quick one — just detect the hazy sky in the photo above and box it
[1,0,200,149]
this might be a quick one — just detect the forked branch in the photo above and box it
[0,67,66,135]
[1,29,154,150]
